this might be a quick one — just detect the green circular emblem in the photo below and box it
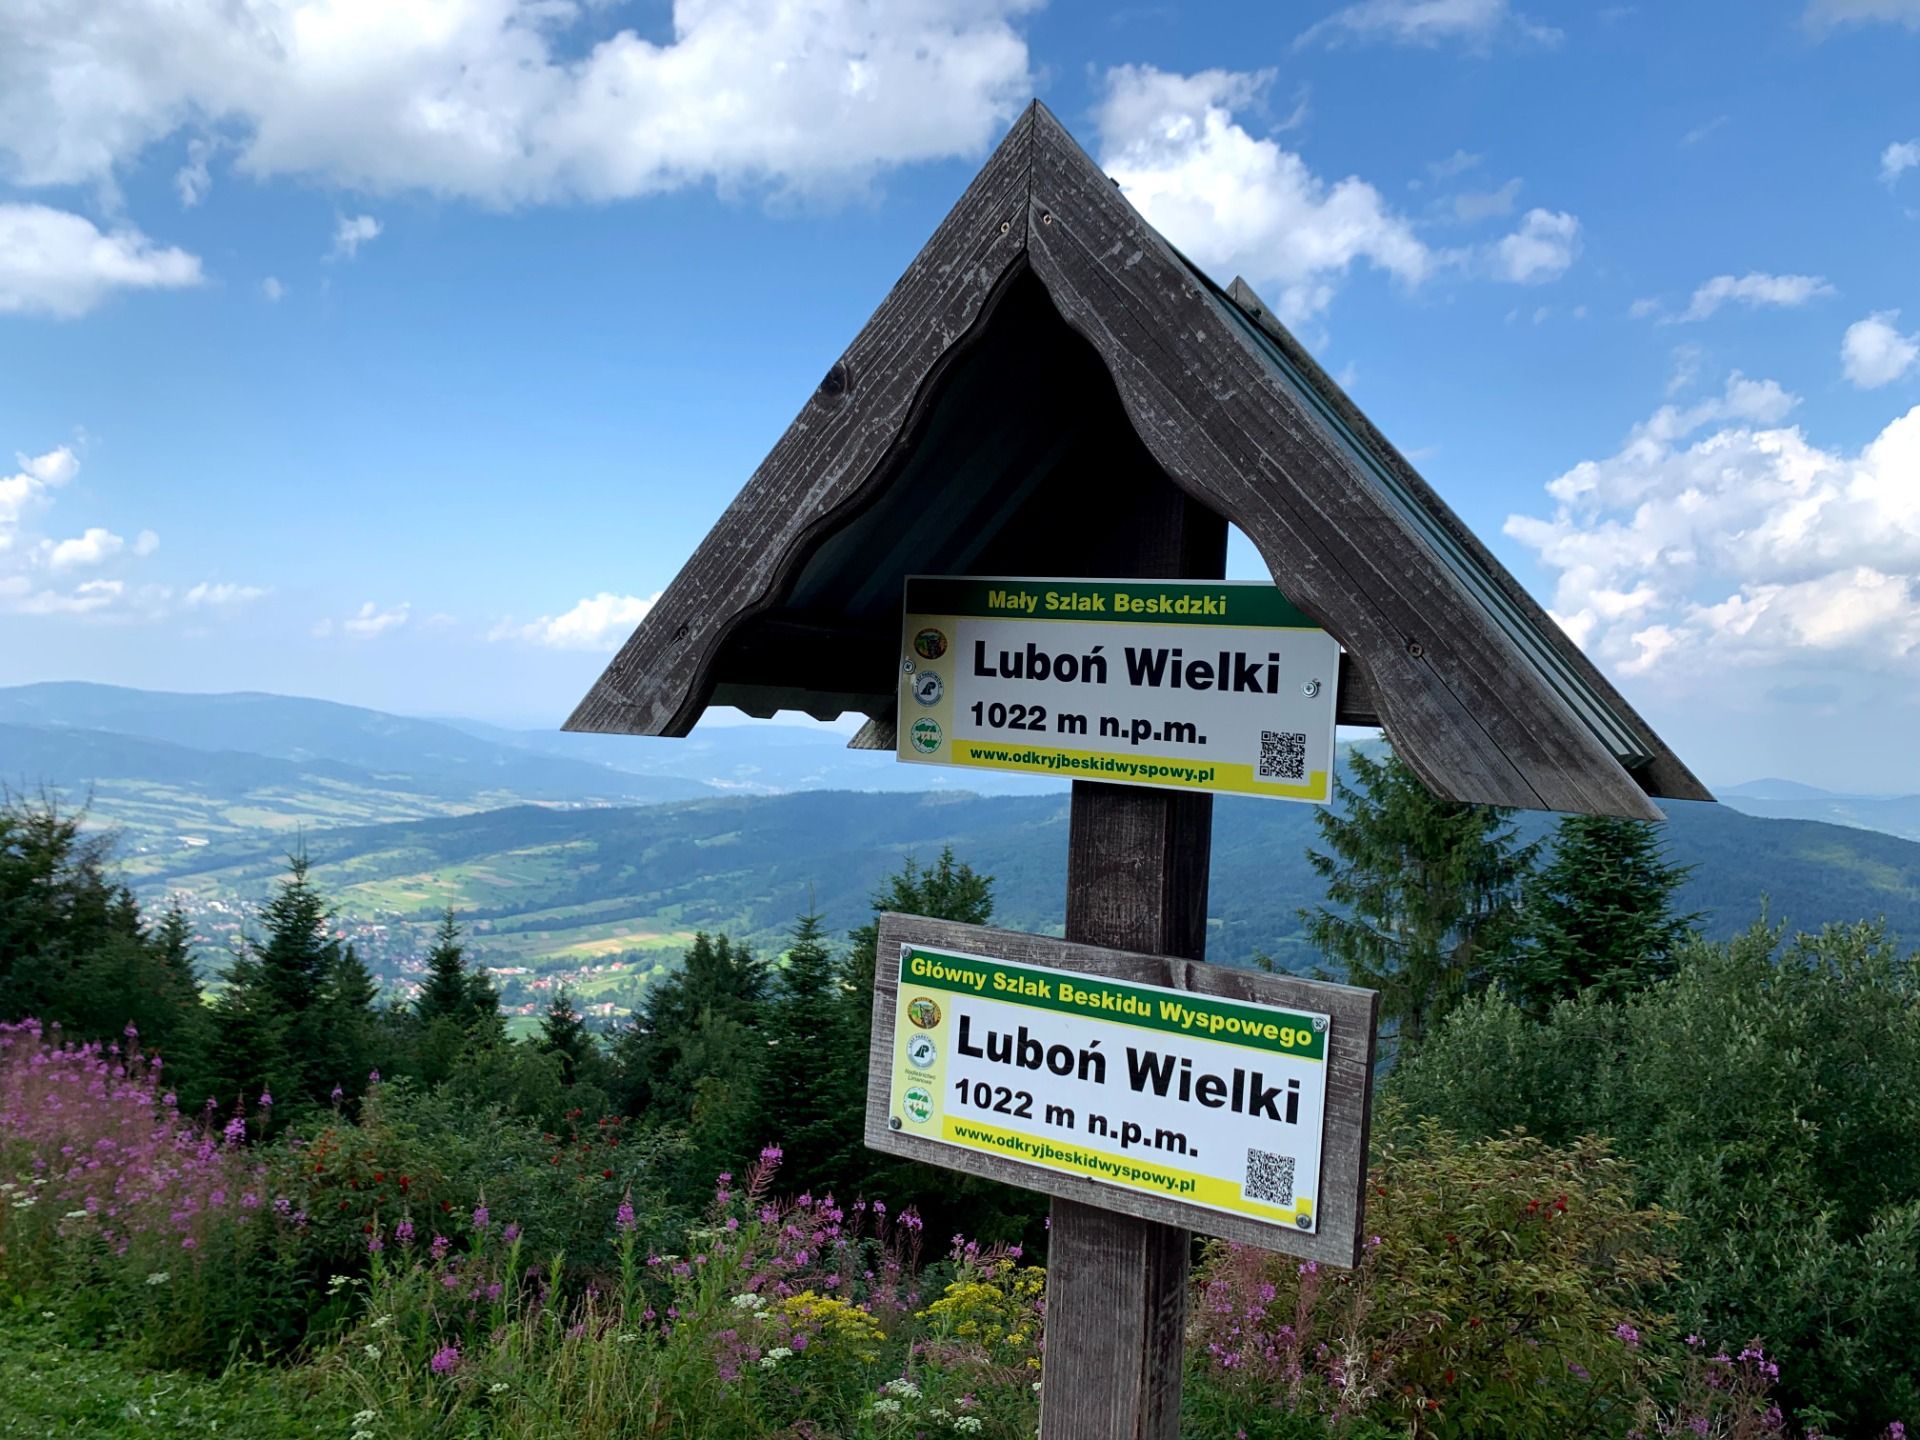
[910,717,943,755]
[904,1086,934,1124]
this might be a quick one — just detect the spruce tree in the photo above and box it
[206,853,377,1115]
[537,987,596,1086]
[614,931,768,1118]
[416,910,474,1024]
[0,795,150,1025]
[1503,813,1699,1014]
[1301,748,1537,1058]
[763,909,847,1192]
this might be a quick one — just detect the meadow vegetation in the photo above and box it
[3,760,1917,1437]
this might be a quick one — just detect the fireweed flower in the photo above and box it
[502,1222,521,1243]
[615,1195,637,1233]
[258,1090,272,1108]
[430,1234,450,1260]
[330,1084,344,1104]
[471,1204,490,1233]
[1615,1322,1641,1347]
[394,1220,415,1247]
[430,1345,461,1374]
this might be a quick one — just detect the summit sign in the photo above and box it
[896,577,1342,803]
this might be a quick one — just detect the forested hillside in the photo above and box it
[134,787,1920,984]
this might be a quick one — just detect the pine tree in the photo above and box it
[1503,813,1700,1014]
[1301,748,1537,1058]
[763,909,847,1192]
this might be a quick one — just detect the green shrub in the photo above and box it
[1391,921,1920,1431]
[1189,1114,1674,1437]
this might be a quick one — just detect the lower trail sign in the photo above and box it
[865,913,1379,1262]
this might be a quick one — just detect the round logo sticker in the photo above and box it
[903,1086,934,1124]
[912,670,944,707]
[910,717,943,755]
[913,628,948,662]
[906,996,941,1029]
[906,1033,937,1068]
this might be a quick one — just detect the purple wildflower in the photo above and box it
[430,1344,460,1375]
[257,1089,272,1108]
[615,1195,636,1233]
[1615,1322,1641,1347]
[472,1204,490,1232]
[503,1221,521,1243]
[394,1219,415,1246]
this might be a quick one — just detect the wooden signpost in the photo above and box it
[567,100,1703,1440]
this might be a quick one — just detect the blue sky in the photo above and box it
[2,0,1917,792]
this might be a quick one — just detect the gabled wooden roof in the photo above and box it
[566,102,1707,821]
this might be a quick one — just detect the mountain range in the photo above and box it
[2,682,1916,1008]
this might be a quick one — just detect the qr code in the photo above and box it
[1258,730,1307,781]
[1244,1148,1297,1205]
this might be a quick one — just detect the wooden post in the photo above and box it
[1040,491,1226,1440]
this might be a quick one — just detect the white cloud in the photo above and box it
[183,581,266,608]
[1883,139,1920,185]
[327,601,411,639]
[1,439,261,624]
[1807,0,1920,29]
[1426,149,1483,181]
[1491,207,1579,283]
[329,215,381,260]
[1094,66,1431,325]
[1842,311,1920,389]
[47,527,127,570]
[1296,0,1561,49]
[492,591,660,651]
[261,276,285,302]
[0,204,203,318]
[175,138,215,206]
[1,446,79,549]
[1507,375,1920,679]
[0,0,1038,206]
[1670,271,1835,324]
[1450,177,1521,222]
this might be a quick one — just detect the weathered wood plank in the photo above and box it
[1023,108,1662,820]
[564,106,1035,738]
[861,912,1380,1266]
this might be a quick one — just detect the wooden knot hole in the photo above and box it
[819,363,850,398]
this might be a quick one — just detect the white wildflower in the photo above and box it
[870,1398,903,1415]
[758,1346,794,1370]
[328,1274,353,1294]
[369,1314,394,1330]
[954,1419,984,1434]
[11,1196,36,1210]
[883,1378,922,1398]
[351,1430,374,1440]
[616,1332,640,1343]
[63,1209,90,1220]
[729,1292,767,1311]
[145,1272,170,1286]
[363,1344,382,1361]
[1030,1380,1042,1392]
[489,1383,509,1395]
[30,1177,46,1186]
[351,1411,377,1426]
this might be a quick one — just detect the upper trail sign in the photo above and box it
[564,98,1705,1440]
[896,577,1341,802]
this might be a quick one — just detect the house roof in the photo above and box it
[565,102,1707,820]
